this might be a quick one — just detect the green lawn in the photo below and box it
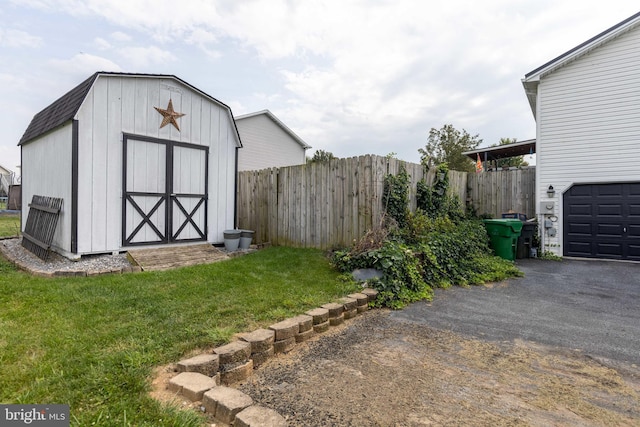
[0,246,358,426]
[0,214,20,238]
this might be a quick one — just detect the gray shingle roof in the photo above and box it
[18,72,99,145]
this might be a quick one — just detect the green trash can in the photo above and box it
[482,219,523,261]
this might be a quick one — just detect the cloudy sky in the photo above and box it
[1,1,638,176]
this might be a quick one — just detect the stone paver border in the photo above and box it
[160,288,379,425]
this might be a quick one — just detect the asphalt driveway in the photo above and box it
[240,258,640,425]
[393,258,640,365]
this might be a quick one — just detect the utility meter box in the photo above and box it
[540,201,555,214]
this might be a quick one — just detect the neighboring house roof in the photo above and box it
[463,139,536,162]
[234,110,311,150]
[0,164,11,176]
[19,71,242,146]
[522,11,640,118]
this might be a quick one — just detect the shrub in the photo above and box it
[334,162,522,309]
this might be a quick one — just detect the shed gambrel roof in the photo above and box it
[18,72,242,146]
[522,10,640,118]
[235,109,311,150]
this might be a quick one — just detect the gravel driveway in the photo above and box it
[239,259,640,426]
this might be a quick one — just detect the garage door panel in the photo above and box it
[629,204,640,217]
[568,204,591,216]
[596,184,623,197]
[567,222,591,235]
[629,224,640,237]
[569,186,592,197]
[628,183,640,196]
[566,241,592,257]
[597,243,623,256]
[596,223,623,237]
[597,204,622,217]
[564,182,640,260]
[628,244,640,259]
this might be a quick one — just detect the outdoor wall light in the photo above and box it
[547,185,555,198]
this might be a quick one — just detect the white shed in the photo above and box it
[522,11,640,261]
[19,72,242,258]
[235,110,310,171]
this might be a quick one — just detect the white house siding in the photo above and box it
[21,123,73,253]
[536,25,640,255]
[237,114,306,171]
[75,75,238,254]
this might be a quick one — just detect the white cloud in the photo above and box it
[4,0,640,164]
[110,31,131,42]
[117,45,177,69]
[94,37,111,50]
[48,53,122,75]
[0,28,42,48]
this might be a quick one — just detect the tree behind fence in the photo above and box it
[237,155,468,249]
[238,157,535,249]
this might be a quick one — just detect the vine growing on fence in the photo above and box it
[382,165,410,228]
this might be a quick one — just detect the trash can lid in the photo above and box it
[482,219,523,233]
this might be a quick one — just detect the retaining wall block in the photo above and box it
[203,386,253,424]
[234,405,287,427]
[347,293,369,307]
[273,336,296,354]
[321,302,344,318]
[313,320,330,333]
[339,297,358,311]
[221,360,254,385]
[168,372,218,402]
[239,328,275,354]
[344,308,358,320]
[176,354,220,376]
[305,307,329,325]
[214,341,251,365]
[295,328,314,343]
[329,313,345,326]
[250,347,275,368]
[292,314,314,332]
[361,288,379,302]
[268,318,299,341]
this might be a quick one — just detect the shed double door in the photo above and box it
[123,135,208,246]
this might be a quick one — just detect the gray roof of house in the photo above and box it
[19,72,240,146]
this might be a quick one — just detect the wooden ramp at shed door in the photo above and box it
[127,244,229,271]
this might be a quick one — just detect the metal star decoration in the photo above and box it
[154,99,185,131]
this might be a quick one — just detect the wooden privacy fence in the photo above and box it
[237,155,467,249]
[466,167,536,220]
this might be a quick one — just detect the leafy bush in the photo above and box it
[333,163,523,309]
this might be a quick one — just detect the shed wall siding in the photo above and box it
[21,124,73,253]
[75,75,237,253]
[536,24,640,254]
[237,115,306,171]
